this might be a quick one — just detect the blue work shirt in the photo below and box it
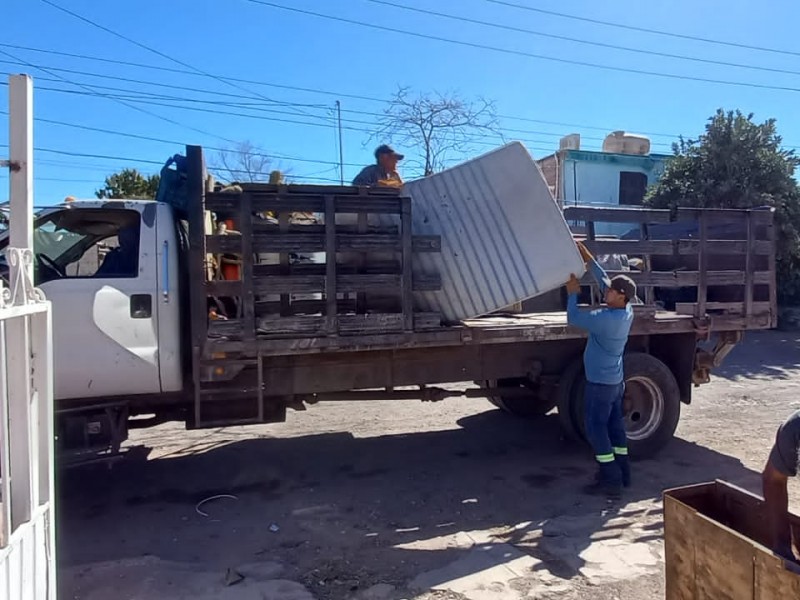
[567,259,634,385]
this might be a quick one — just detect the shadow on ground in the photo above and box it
[57,403,763,598]
[713,330,800,380]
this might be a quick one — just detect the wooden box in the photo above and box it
[664,480,800,599]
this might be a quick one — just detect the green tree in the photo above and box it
[645,109,800,304]
[96,168,160,199]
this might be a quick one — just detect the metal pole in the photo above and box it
[9,75,34,279]
[336,100,344,185]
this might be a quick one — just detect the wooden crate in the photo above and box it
[663,480,800,599]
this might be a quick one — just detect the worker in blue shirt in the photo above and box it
[566,241,637,497]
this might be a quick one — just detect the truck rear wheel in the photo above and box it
[485,378,556,417]
[557,353,681,458]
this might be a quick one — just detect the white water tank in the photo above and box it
[559,133,581,151]
[602,131,650,155]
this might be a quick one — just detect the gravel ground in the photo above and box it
[57,330,800,599]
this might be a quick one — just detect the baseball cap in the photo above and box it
[609,275,637,302]
[375,144,405,161]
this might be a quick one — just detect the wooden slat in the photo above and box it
[208,232,442,254]
[255,298,356,316]
[767,220,778,328]
[186,146,208,427]
[325,195,338,335]
[566,205,773,225]
[253,275,326,295]
[584,239,773,256]
[336,196,403,214]
[677,206,774,224]
[211,312,443,340]
[401,197,414,332]
[640,222,654,305]
[206,191,406,215]
[698,213,708,316]
[240,192,255,340]
[356,212,368,314]
[580,270,773,287]
[675,301,773,316]
[565,206,673,224]
[247,273,441,295]
[279,212,291,316]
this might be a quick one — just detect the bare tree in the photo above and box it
[213,140,274,183]
[371,88,503,176]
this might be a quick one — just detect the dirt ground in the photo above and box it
[57,330,800,600]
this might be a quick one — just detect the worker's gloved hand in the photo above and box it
[576,241,594,263]
[565,274,581,295]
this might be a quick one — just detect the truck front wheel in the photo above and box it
[557,353,681,458]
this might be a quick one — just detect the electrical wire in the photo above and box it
[245,0,800,94]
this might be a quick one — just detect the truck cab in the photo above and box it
[0,199,183,406]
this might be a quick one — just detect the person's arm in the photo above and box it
[587,258,610,295]
[566,275,609,334]
[576,241,609,294]
[352,166,375,186]
[763,459,795,560]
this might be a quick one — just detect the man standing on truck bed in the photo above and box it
[762,410,800,562]
[566,241,636,497]
[352,145,404,188]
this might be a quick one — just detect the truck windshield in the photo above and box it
[34,216,87,265]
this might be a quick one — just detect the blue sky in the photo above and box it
[2,0,800,205]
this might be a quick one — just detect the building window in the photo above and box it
[619,171,648,206]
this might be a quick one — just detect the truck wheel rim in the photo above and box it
[624,376,664,441]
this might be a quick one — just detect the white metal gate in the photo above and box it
[0,75,56,599]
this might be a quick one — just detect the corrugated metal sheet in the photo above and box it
[403,142,586,322]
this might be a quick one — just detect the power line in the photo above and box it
[13,72,657,146]
[39,0,324,122]
[366,0,800,78]
[483,0,800,59]
[0,42,689,139]
[1,73,677,153]
[246,0,800,94]
[0,63,636,145]
[0,143,343,183]
[0,108,368,168]
[0,47,234,144]
[2,81,559,152]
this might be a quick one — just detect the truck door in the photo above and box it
[34,205,162,400]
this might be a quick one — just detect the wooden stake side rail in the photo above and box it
[198,170,442,343]
[565,205,778,326]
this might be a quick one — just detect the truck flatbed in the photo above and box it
[205,306,769,357]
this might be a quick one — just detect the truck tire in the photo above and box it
[485,378,556,417]
[555,358,585,441]
[620,353,681,458]
[557,353,681,458]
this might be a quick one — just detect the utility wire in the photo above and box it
[366,0,800,78]
[246,0,800,94]
[0,108,367,167]
[39,0,325,122]
[0,48,235,144]
[483,0,800,59]
[0,42,687,138]
[0,81,556,152]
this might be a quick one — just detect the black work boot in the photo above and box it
[583,462,622,498]
[615,454,631,488]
